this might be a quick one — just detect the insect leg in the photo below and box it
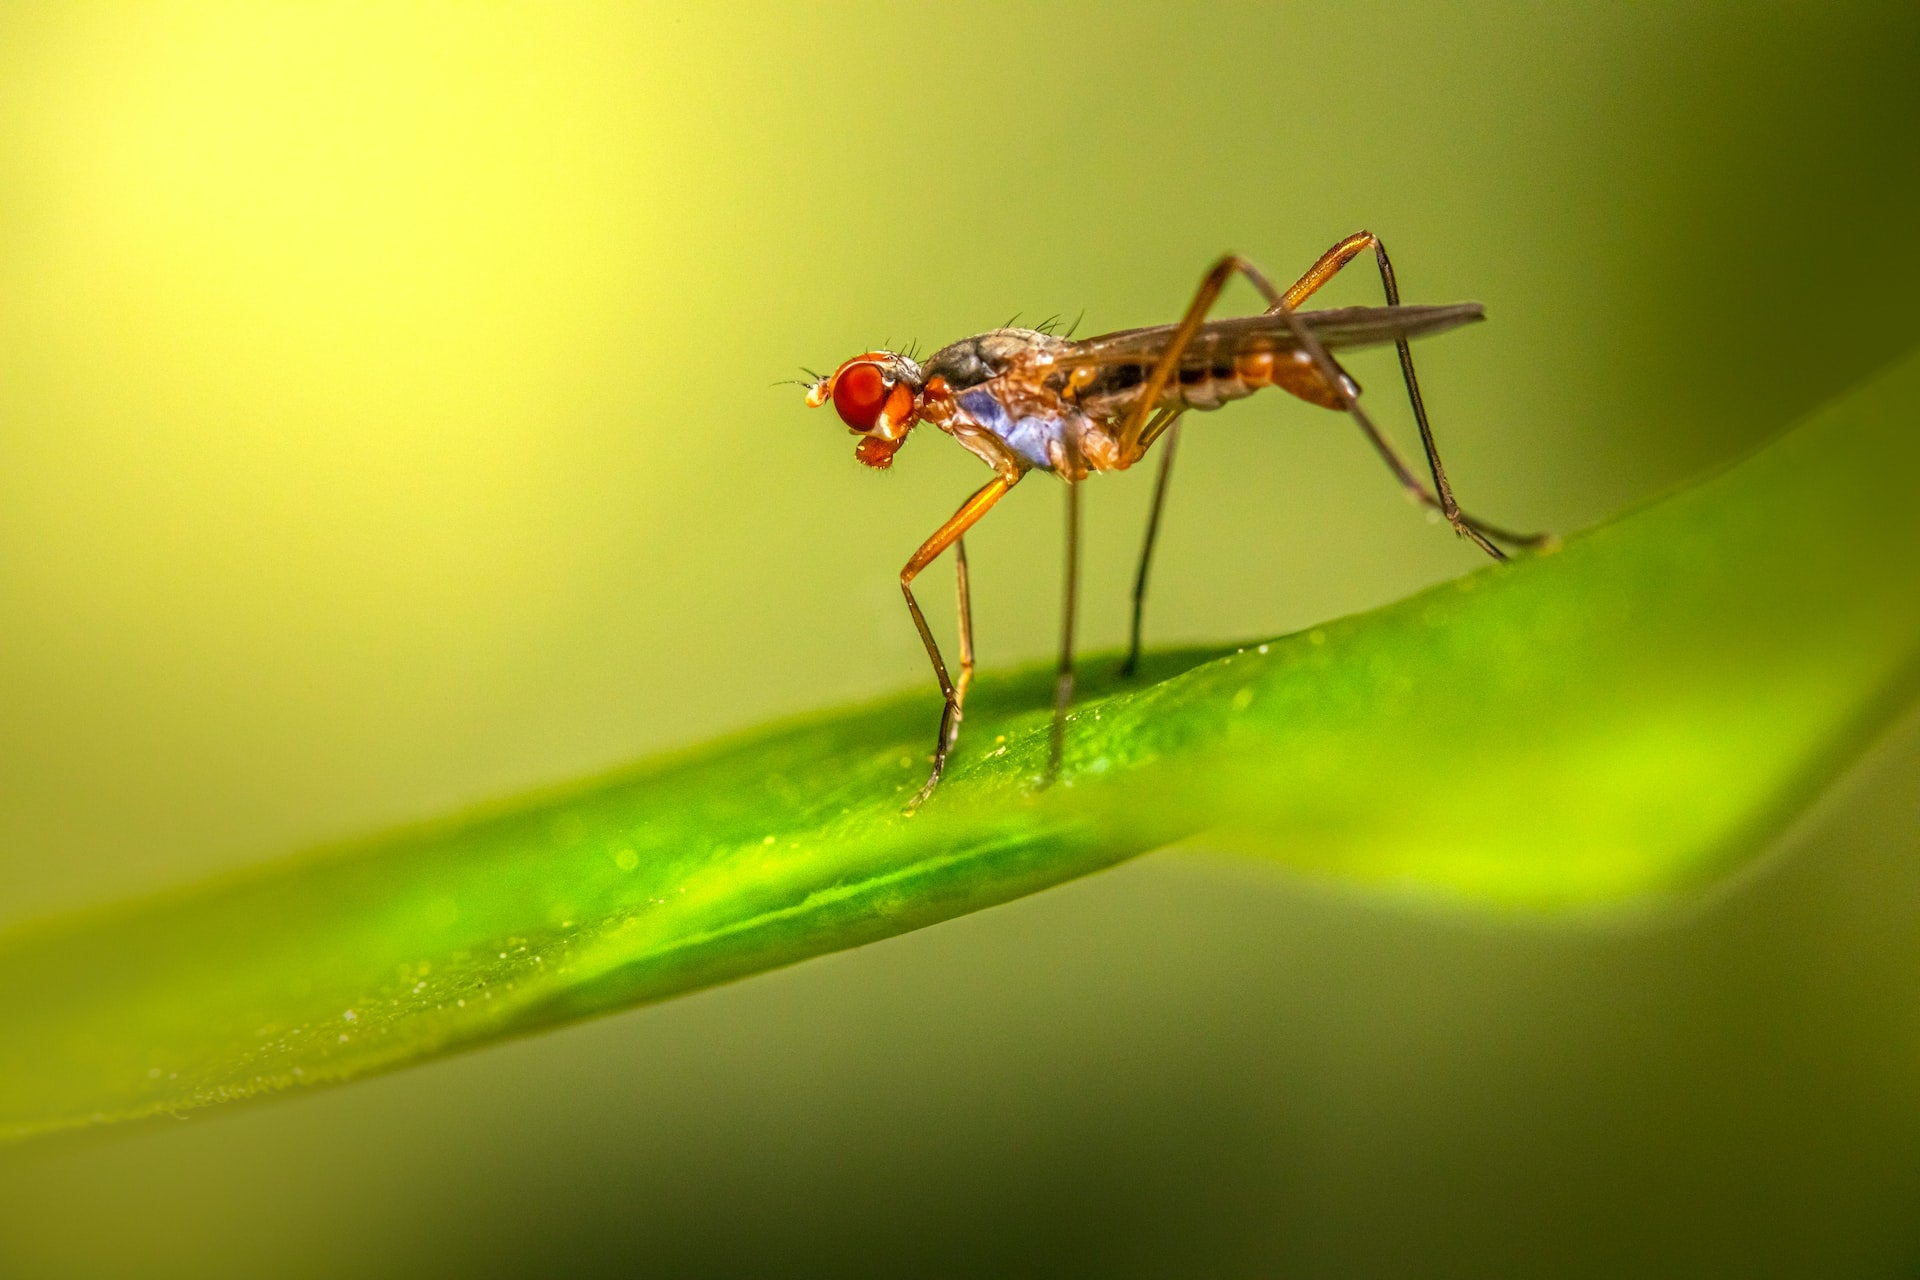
[1117,255,1292,461]
[1106,250,1328,670]
[1280,233,1551,554]
[1120,411,1184,678]
[950,537,973,753]
[1049,479,1083,783]
[1279,295,1506,558]
[902,475,1017,809]
[1276,231,1376,310]
[1106,250,1303,672]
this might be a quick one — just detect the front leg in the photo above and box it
[901,475,1017,810]
[949,536,974,754]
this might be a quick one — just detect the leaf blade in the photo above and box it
[3,347,1918,1141]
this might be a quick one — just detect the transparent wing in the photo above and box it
[1057,302,1484,372]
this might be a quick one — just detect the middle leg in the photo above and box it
[1110,255,1295,677]
[1120,412,1183,678]
[900,475,1016,809]
[1048,479,1083,783]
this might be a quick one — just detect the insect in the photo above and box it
[804,232,1548,809]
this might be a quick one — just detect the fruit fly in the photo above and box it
[804,232,1548,809]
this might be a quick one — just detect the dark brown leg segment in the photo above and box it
[1120,413,1182,678]
[1280,232,1550,555]
[1048,479,1082,783]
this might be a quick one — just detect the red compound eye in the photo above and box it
[831,361,888,433]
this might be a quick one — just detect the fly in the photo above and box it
[803,233,1550,809]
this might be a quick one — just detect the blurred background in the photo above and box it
[3,2,1919,1274]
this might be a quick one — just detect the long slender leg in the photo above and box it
[1277,232,1550,553]
[949,537,973,753]
[1127,241,1541,550]
[1049,480,1082,782]
[1368,240,1468,535]
[1268,291,1507,557]
[1105,257,1289,678]
[1117,254,1289,460]
[901,475,1017,809]
[1110,241,1545,683]
[1120,414,1182,678]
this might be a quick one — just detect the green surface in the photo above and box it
[4,345,1916,1145]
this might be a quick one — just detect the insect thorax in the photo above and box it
[923,328,1072,390]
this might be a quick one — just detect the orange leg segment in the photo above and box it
[1117,254,1290,461]
[1279,231,1376,310]
[902,474,1016,809]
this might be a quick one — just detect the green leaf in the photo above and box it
[4,348,1919,1143]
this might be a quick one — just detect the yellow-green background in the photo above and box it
[3,3,1918,1274]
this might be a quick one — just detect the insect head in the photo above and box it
[805,351,927,469]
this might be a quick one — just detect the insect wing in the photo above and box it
[1056,302,1485,372]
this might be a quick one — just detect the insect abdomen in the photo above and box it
[1168,347,1353,411]
[1171,360,1258,411]
[1073,344,1349,415]
[1214,345,1348,410]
